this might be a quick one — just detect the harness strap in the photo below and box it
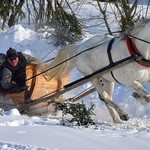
[126,36,150,67]
[107,38,121,84]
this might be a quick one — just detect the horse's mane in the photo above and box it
[130,19,150,36]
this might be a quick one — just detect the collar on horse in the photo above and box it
[126,36,150,67]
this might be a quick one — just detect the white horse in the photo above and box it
[41,19,150,123]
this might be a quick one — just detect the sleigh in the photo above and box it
[1,64,69,116]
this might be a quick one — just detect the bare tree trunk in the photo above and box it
[46,0,53,23]
[96,0,112,35]
[26,0,31,26]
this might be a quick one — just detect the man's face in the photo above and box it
[8,56,19,66]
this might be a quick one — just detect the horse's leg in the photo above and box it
[91,77,128,123]
[99,77,129,122]
[131,80,150,104]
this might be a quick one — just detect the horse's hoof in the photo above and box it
[119,114,129,121]
[132,92,141,98]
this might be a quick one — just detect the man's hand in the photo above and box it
[8,83,20,93]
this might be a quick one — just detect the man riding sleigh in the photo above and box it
[0,47,39,100]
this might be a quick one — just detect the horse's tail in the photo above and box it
[40,44,76,81]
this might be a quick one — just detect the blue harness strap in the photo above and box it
[107,38,121,84]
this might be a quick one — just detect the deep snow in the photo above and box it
[0,1,150,150]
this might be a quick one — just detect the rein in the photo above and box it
[127,34,150,44]
[25,39,110,82]
[126,35,150,67]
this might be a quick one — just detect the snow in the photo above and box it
[0,1,150,150]
[0,109,150,150]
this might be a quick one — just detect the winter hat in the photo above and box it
[6,47,18,59]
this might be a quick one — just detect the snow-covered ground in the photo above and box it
[0,109,150,150]
[0,1,150,150]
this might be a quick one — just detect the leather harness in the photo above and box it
[107,38,121,84]
[107,36,150,84]
[126,36,150,67]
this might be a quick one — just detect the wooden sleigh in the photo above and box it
[0,64,69,116]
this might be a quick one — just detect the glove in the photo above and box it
[19,85,29,92]
[8,83,20,93]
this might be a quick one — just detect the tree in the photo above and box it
[46,3,83,46]
[96,0,140,34]
[0,0,25,29]
[0,0,148,44]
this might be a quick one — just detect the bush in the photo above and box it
[55,102,95,127]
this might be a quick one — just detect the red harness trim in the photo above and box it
[126,36,150,67]
[126,36,140,56]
